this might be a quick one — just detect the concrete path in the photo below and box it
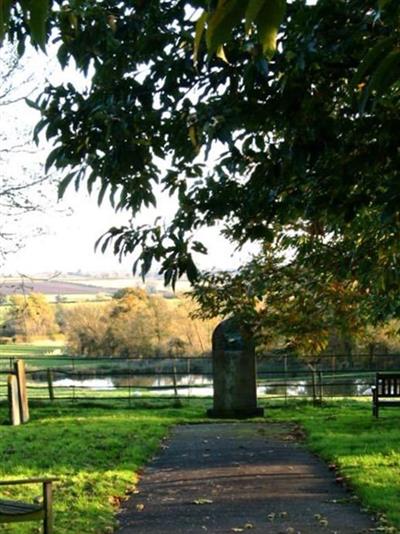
[117,423,378,533]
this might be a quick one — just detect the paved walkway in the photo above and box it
[117,423,377,533]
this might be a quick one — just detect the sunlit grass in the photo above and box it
[1,399,400,532]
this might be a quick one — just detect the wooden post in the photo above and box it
[318,370,323,403]
[172,357,181,407]
[14,359,29,423]
[47,369,55,401]
[311,367,317,405]
[43,480,54,534]
[284,354,288,405]
[7,375,21,426]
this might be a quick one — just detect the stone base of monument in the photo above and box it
[207,407,264,419]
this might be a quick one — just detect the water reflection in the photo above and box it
[31,374,374,398]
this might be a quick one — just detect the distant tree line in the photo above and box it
[1,289,218,357]
[2,288,400,360]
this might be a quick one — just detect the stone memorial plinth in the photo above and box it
[207,318,264,418]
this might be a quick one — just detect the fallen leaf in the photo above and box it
[108,495,122,507]
[136,503,145,512]
[193,498,213,505]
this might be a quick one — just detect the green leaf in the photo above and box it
[21,0,49,50]
[255,0,286,59]
[245,0,264,34]
[206,0,247,55]
[367,49,400,96]
[58,172,76,199]
[45,146,61,173]
[25,97,40,110]
[352,36,396,88]
[193,11,208,66]
[0,0,12,42]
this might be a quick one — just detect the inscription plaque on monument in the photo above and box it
[207,318,264,418]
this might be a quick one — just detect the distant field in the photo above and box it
[0,278,114,296]
[0,340,65,358]
[77,277,191,292]
[0,275,191,297]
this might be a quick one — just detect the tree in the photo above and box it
[1,1,286,57]
[192,244,369,357]
[103,288,159,357]
[2,1,398,323]
[62,302,110,356]
[0,44,64,263]
[62,289,216,357]
[6,292,57,337]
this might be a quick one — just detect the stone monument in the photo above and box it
[207,317,264,418]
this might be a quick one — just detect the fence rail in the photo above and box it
[0,353,399,403]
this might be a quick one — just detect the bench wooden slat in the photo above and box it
[0,478,59,486]
[0,499,42,514]
[0,499,44,523]
[0,512,44,523]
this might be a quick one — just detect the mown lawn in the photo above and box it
[1,399,400,533]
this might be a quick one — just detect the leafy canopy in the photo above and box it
[4,1,400,321]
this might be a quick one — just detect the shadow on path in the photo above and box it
[117,423,377,533]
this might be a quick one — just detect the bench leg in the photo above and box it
[43,481,53,534]
[372,388,379,418]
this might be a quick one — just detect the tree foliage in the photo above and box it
[62,289,217,357]
[5,292,57,337]
[3,0,400,321]
[193,245,370,357]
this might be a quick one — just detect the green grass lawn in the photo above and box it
[1,399,400,533]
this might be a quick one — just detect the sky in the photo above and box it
[0,44,258,276]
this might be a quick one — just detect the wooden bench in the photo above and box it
[0,477,58,534]
[372,372,400,417]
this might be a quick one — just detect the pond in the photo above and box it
[27,373,374,398]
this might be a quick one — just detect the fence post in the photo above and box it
[284,354,288,404]
[14,360,29,423]
[8,374,21,426]
[172,357,181,407]
[318,370,323,403]
[311,367,317,405]
[47,368,55,401]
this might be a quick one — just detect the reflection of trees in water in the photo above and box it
[262,379,361,398]
[112,374,212,389]
[28,371,370,398]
